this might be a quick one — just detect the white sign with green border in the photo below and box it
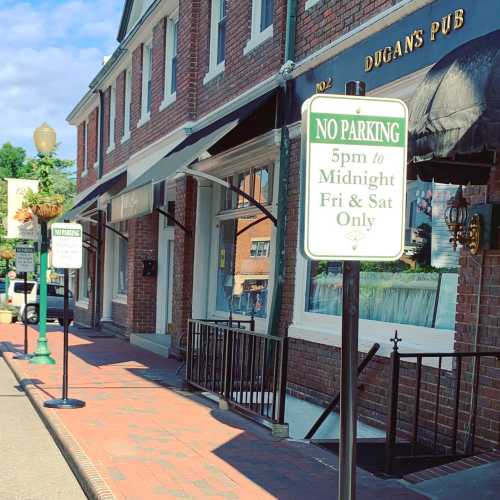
[301,94,408,261]
[15,244,35,273]
[51,223,83,269]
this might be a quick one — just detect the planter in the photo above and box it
[0,249,15,260]
[0,310,13,324]
[30,203,64,222]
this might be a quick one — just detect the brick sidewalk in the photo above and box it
[0,324,428,500]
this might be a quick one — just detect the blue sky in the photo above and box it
[0,0,124,160]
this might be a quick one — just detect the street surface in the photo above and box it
[0,355,86,500]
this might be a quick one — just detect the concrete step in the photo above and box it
[130,333,171,358]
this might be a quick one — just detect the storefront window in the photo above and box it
[216,217,273,318]
[221,166,273,211]
[306,181,460,330]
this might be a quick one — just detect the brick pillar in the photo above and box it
[127,212,159,333]
[455,157,500,451]
[172,176,197,353]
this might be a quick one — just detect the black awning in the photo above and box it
[63,170,127,221]
[408,29,500,183]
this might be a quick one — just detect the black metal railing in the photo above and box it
[186,319,288,424]
[386,331,500,474]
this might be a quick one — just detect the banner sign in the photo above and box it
[6,178,39,240]
[15,245,35,273]
[51,223,83,269]
[301,94,408,261]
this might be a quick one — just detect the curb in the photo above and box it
[0,344,116,500]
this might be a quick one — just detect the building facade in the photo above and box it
[67,0,500,459]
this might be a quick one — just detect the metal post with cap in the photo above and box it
[338,80,365,500]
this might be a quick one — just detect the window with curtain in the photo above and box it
[305,181,460,330]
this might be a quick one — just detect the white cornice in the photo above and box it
[291,0,435,79]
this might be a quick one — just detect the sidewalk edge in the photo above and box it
[1,346,116,500]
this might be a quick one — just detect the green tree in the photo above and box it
[0,143,32,179]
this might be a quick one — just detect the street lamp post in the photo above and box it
[30,123,57,365]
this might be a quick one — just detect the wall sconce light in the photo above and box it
[444,186,481,255]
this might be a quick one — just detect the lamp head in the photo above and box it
[33,123,56,155]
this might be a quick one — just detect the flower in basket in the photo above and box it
[0,247,15,261]
[23,189,65,222]
[14,207,33,224]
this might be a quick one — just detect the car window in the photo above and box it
[14,282,35,294]
[47,285,65,297]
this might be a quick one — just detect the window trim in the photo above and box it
[244,0,274,56]
[204,0,227,85]
[160,14,179,111]
[93,106,100,169]
[81,120,88,177]
[305,0,321,10]
[107,82,116,153]
[113,222,129,302]
[122,66,132,143]
[138,40,153,127]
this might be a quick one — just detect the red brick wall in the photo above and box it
[294,0,405,61]
[171,176,197,352]
[126,212,159,333]
[195,0,285,120]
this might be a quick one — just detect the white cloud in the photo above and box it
[0,0,123,160]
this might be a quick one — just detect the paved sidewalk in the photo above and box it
[1,323,428,500]
[0,355,86,500]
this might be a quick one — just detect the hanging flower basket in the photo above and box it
[0,248,15,260]
[30,203,64,221]
[23,191,65,222]
[14,207,33,224]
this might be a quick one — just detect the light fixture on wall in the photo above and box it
[444,186,481,255]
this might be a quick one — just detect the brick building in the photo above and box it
[66,0,499,470]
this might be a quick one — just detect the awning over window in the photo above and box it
[109,89,278,223]
[408,30,500,184]
[62,169,127,221]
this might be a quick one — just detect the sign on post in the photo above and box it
[51,223,83,269]
[15,245,35,273]
[302,94,408,261]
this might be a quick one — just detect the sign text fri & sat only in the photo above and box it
[301,94,408,261]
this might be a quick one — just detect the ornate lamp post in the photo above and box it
[30,123,57,365]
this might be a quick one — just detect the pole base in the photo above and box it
[13,353,32,360]
[44,398,86,409]
[30,354,56,365]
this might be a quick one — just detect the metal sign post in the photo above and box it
[44,223,85,410]
[14,245,35,361]
[301,82,408,500]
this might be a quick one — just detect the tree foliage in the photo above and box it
[0,142,76,240]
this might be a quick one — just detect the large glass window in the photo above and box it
[306,181,460,330]
[216,217,273,318]
[164,16,178,100]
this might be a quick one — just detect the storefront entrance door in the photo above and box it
[156,221,175,334]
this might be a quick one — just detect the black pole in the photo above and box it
[339,80,365,500]
[14,271,31,360]
[62,268,69,399]
[44,224,85,409]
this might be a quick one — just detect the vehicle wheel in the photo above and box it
[24,306,39,325]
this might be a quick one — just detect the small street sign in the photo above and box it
[15,245,35,273]
[51,223,83,269]
[302,94,408,261]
